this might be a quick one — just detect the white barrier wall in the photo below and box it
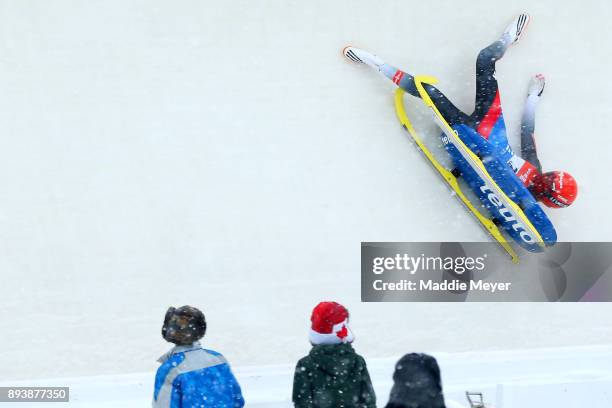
[496,378,612,407]
[2,346,612,407]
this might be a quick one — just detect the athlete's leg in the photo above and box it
[343,46,469,126]
[520,74,545,172]
[471,39,507,125]
[470,14,531,129]
[380,64,470,125]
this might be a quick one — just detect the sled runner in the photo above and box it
[394,76,557,262]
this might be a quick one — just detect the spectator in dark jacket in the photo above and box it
[385,353,446,408]
[292,301,376,408]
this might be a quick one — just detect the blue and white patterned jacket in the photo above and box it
[153,342,244,408]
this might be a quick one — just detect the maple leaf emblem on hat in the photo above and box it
[336,325,348,340]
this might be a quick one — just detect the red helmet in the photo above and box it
[538,171,578,208]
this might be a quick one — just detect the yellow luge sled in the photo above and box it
[413,77,544,249]
[394,84,520,263]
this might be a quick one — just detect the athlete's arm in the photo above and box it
[520,74,545,172]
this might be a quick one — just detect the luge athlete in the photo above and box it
[344,13,578,208]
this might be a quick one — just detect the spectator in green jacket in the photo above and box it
[292,301,376,408]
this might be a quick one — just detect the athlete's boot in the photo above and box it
[527,74,546,98]
[342,46,384,71]
[503,13,531,45]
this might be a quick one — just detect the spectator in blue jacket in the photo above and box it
[153,305,244,408]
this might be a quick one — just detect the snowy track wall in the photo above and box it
[1,0,611,383]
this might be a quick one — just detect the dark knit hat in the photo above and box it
[385,353,446,408]
[161,305,207,345]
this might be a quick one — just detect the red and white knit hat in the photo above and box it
[309,301,354,345]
